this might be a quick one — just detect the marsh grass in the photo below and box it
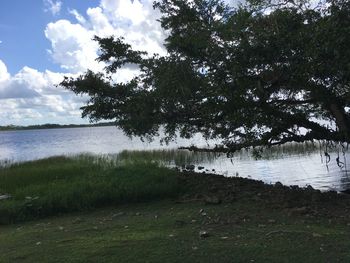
[244,142,321,160]
[0,155,181,224]
[116,149,217,166]
[0,143,342,224]
[117,142,325,163]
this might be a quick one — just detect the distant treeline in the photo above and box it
[0,122,116,131]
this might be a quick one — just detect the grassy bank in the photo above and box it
[2,183,350,262]
[2,154,350,261]
[0,155,181,224]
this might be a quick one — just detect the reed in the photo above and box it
[116,149,217,166]
[0,155,181,224]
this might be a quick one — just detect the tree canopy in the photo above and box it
[61,0,350,153]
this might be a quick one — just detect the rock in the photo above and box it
[306,185,314,191]
[72,218,83,224]
[36,242,41,246]
[0,194,11,201]
[340,189,350,194]
[185,164,195,171]
[112,212,125,218]
[311,192,322,202]
[194,193,204,199]
[209,186,219,193]
[198,166,205,170]
[175,220,186,226]
[288,206,309,216]
[312,233,323,238]
[274,182,283,188]
[204,196,221,205]
[220,236,229,240]
[199,230,209,238]
[135,212,141,216]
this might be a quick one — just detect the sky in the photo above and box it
[0,0,169,126]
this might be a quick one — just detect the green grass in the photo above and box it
[0,155,182,224]
[1,200,350,262]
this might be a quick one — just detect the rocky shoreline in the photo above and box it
[178,171,350,221]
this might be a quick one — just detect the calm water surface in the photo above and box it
[0,126,208,161]
[1,126,350,191]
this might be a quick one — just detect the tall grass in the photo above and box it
[238,142,321,160]
[116,143,324,163]
[0,142,341,223]
[0,155,181,224]
[116,149,217,166]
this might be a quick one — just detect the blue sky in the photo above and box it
[0,0,99,75]
[0,0,166,125]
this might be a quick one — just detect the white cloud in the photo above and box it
[0,59,10,82]
[0,65,72,98]
[45,0,166,75]
[100,0,146,25]
[97,0,166,54]
[44,0,62,16]
[68,9,87,25]
[0,81,40,100]
[0,60,85,125]
[45,20,102,73]
[1,0,169,125]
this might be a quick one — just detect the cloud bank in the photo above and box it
[0,0,166,125]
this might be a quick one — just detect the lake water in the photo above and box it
[1,126,350,192]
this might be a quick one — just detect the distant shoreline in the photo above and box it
[0,122,116,131]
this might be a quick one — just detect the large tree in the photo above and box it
[61,0,350,153]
